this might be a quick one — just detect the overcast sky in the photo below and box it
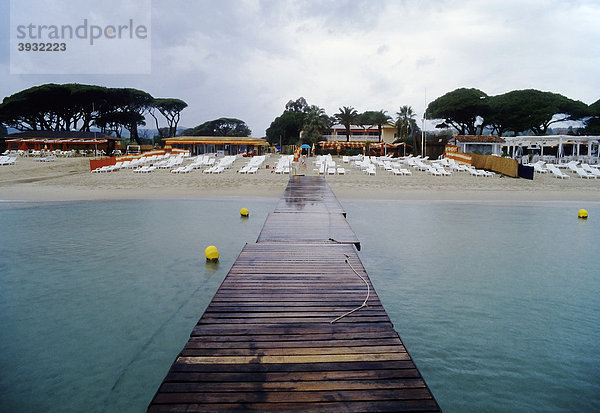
[1,0,599,136]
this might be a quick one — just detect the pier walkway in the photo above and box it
[148,176,440,412]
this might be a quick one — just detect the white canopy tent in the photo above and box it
[503,135,600,163]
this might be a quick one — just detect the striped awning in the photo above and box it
[319,141,365,149]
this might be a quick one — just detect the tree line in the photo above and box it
[266,89,599,153]
[266,97,421,148]
[183,118,251,137]
[426,88,599,136]
[0,83,187,144]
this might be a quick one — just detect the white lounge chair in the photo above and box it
[581,164,600,178]
[426,166,442,176]
[533,162,548,174]
[435,166,452,176]
[467,167,485,177]
[547,165,570,179]
[3,156,17,165]
[574,168,596,179]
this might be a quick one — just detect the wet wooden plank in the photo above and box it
[159,378,427,392]
[164,368,424,382]
[257,212,361,249]
[169,360,419,373]
[149,399,441,413]
[274,176,347,215]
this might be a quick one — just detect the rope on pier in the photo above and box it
[330,253,370,323]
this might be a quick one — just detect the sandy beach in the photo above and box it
[1,155,600,202]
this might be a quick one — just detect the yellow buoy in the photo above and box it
[205,245,219,261]
[578,209,588,219]
[240,207,249,217]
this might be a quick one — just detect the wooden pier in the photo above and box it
[148,176,440,412]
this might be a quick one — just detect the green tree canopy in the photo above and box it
[395,105,420,151]
[426,88,489,135]
[285,97,309,113]
[109,88,153,143]
[184,118,251,137]
[487,89,590,136]
[334,106,358,142]
[369,110,392,143]
[265,97,313,146]
[301,105,331,144]
[395,106,417,138]
[148,98,188,139]
[0,83,187,145]
[266,111,306,146]
[583,98,600,135]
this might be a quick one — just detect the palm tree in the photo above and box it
[334,106,358,142]
[370,110,392,143]
[301,105,330,143]
[356,112,373,140]
[395,106,416,138]
[396,105,418,153]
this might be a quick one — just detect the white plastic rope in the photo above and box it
[330,254,370,323]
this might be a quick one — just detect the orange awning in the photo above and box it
[319,141,368,149]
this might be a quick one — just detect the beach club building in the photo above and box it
[502,135,600,161]
[447,134,600,164]
[322,124,398,143]
[451,135,506,156]
[1,131,121,154]
[163,136,269,156]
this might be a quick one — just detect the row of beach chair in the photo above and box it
[533,160,599,179]
[239,155,267,174]
[0,155,17,165]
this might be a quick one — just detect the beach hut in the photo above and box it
[1,131,121,155]
[163,136,269,156]
[322,123,398,143]
[453,135,505,156]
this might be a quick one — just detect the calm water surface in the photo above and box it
[346,200,600,413]
[1,198,598,412]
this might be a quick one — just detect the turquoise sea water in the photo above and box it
[1,198,599,412]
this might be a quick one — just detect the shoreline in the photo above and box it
[3,186,600,204]
[2,155,600,203]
